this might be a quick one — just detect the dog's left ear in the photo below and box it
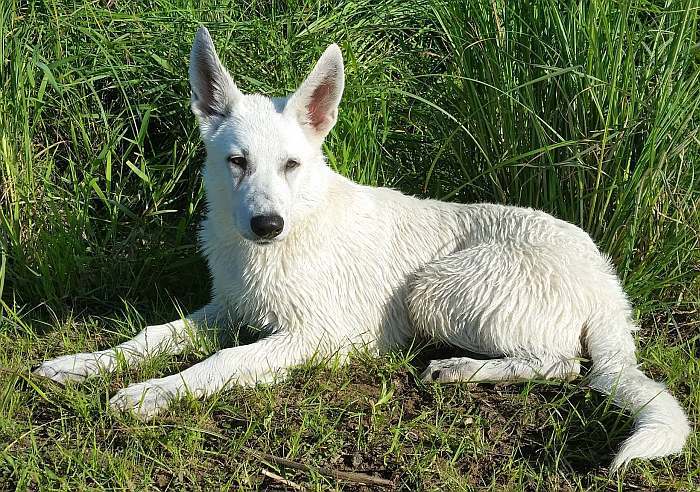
[285,44,345,145]
[189,27,243,125]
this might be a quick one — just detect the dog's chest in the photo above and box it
[206,244,289,326]
[204,231,414,342]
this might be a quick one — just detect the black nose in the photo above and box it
[250,214,284,239]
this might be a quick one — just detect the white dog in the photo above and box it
[35,27,690,470]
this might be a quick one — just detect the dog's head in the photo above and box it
[189,27,343,244]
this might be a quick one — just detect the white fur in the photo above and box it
[35,27,690,471]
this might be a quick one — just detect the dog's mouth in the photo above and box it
[249,236,284,246]
[240,234,279,246]
[241,232,285,246]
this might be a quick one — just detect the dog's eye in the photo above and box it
[285,159,300,171]
[228,155,247,170]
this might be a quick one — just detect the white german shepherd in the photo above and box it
[35,27,689,470]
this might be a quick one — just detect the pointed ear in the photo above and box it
[285,44,345,144]
[189,27,242,123]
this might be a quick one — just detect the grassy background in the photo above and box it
[1,0,698,489]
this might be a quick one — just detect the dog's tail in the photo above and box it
[585,309,690,471]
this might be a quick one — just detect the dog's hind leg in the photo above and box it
[420,355,580,384]
[407,243,586,384]
[34,304,222,383]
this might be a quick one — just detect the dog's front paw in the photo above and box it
[110,377,182,419]
[33,352,114,384]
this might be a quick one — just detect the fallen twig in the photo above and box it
[261,468,307,491]
[244,447,394,488]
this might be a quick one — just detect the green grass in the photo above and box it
[1,0,698,489]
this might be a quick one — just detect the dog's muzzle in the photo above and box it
[250,214,284,239]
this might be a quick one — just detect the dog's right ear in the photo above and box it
[284,44,345,146]
[189,27,242,124]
